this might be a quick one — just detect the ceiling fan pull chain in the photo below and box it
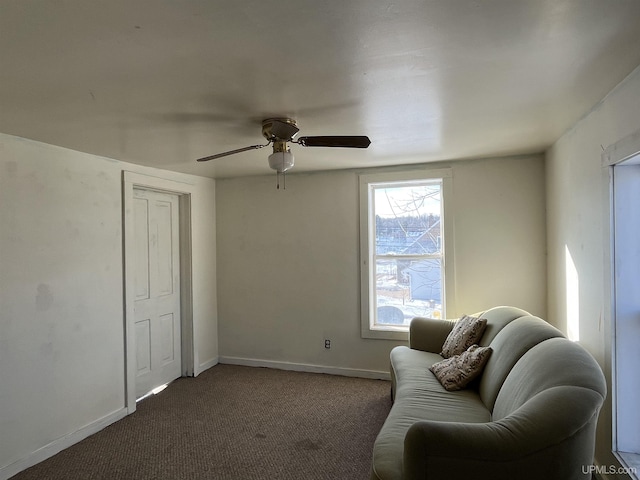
[275,170,287,190]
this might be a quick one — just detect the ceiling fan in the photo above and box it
[196,118,371,188]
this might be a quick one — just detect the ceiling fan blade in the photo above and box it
[296,136,371,148]
[196,143,268,162]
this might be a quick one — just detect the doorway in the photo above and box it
[123,172,194,413]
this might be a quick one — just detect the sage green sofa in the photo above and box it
[371,306,606,480]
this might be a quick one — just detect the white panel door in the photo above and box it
[133,188,181,398]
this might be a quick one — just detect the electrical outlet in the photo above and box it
[324,339,331,349]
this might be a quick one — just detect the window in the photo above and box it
[608,153,640,476]
[359,168,453,340]
[604,130,640,477]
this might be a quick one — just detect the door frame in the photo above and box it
[123,171,194,413]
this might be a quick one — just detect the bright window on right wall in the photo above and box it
[606,139,640,477]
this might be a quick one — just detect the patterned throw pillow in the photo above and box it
[429,345,493,391]
[440,315,488,358]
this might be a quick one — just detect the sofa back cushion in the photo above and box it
[492,337,607,421]
[475,305,530,346]
[479,315,564,412]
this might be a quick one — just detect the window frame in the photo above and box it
[359,167,454,340]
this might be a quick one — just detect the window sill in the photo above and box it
[616,452,640,479]
[361,327,409,341]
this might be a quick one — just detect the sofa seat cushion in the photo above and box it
[373,346,491,480]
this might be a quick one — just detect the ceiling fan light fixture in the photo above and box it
[268,150,295,173]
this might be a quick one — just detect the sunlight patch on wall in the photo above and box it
[565,245,580,342]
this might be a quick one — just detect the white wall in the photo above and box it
[216,154,546,375]
[546,64,640,475]
[0,133,217,478]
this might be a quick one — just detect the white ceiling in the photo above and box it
[2,1,640,178]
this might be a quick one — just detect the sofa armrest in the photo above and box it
[409,317,455,353]
[402,386,603,480]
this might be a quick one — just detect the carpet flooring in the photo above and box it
[11,364,392,480]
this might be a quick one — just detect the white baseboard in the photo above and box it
[218,356,390,380]
[195,356,219,376]
[0,407,127,480]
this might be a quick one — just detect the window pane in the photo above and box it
[374,258,443,326]
[374,184,441,255]
[372,181,443,327]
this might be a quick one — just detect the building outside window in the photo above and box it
[359,168,453,340]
